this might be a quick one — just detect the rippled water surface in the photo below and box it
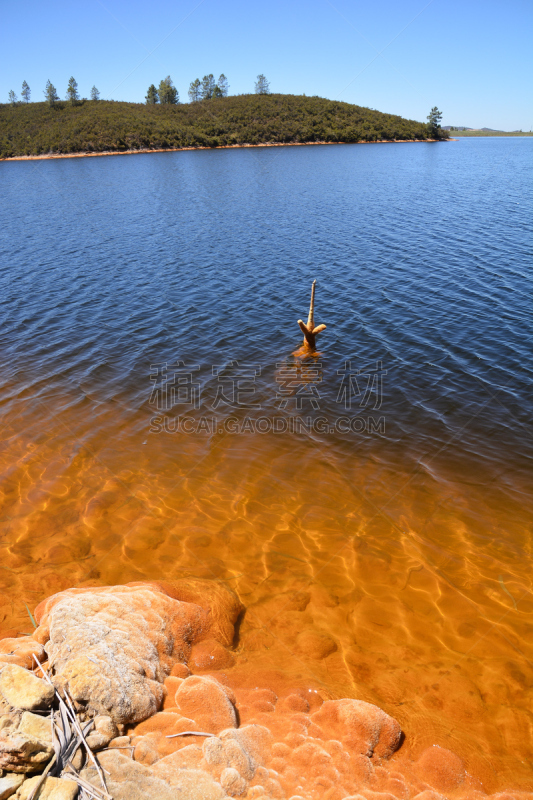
[1,138,532,790]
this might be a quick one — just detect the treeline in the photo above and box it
[6,73,270,107]
[0,94,447,159]
[7,77,99,106]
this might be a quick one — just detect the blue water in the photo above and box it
[1,139,531,473]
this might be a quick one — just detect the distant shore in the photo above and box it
[0,138,448,162]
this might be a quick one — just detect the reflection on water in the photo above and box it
[0,138,532,790]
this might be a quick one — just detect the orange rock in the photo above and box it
[189,638,235,671]
[162,677,183,709]
[277,693,310,713]
[170,662,190,678]
[175,676,237,735]
[415,745,465,792]
[311,698,402,759]
[0,638,45,670]
[296,630,337,660]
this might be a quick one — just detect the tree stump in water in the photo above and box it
[297,279,327,349]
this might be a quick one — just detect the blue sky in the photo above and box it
[1,0,532,130]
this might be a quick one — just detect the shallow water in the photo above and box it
[0,138,532,791]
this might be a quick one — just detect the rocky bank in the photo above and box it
[0,581,529,800]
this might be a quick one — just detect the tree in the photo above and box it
[44,80,59,105]
[201,74,215,100]
[217,74,229,97]
[255,74,270,94]
[66,76,79,104]
[21,81,30,103]
[427,106,443,138]
[146,84,159,104]
[212,85,223,99]
[8,90,18,105]
[90,86,100,101]
[188,78,201,103]
[158,76,179,104]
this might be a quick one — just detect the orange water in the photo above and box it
[1,389,531,792]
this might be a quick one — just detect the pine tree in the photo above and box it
[158,76,179,104]
[217,74,229,97]
[188,78,201,103]
[44,80,59,105]
[21,81,30,103]
[200,74,215,100]
[255,74,270,94]
[8,90,18,106]
[427,107,443,138]
[66,76,79,105]
[90,86,100,101]
[146,84,159,104]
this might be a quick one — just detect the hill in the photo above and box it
[450,129,532,137]
[0,94,445,159]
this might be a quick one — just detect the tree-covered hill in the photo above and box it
[0,94,447,159]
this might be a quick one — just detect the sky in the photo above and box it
[1,0,532,130]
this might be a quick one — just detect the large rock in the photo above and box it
[33,581,242,724]
[0,666,54,712]
[0,727,53,773]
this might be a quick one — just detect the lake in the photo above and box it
[0,137,531,791]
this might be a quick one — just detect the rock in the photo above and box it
[0,640,46,671]
[15,776,78,800]
[189,639,235,671]
[18,712,53,746]
[0,712,20,733]
[0,667,54,712]
[415,746,465,792]
[85,715,118,751]
[0,728,53,773]
[0,773,24,800]
[34,581,242,724]
[311,698,402,759]
[81,749,207,800]
[219,725,272,770]
[151,743,204,771]
[107,735,131,750]
[296,630,337,660]
[151,751,227,797]
[220,766,247,796]
[175,676,237,735]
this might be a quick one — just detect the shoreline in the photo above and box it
[0,138,448,162]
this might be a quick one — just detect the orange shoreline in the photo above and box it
[0,138,450,162]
